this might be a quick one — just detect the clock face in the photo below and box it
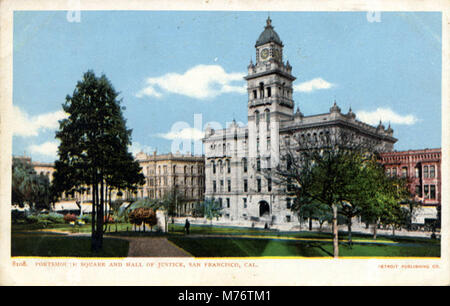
[260,48,269,60]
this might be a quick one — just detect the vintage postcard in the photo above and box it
[0,0,449,286]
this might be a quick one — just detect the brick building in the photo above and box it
[378,148,441,224]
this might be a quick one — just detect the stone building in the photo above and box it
[13,151,205,216]
[203,17,397,226]
[134,151,205,215]
[378,148,441,225]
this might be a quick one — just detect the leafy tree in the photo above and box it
[53,71,144,251]
[270,130,373,258]
[12,158,51,211]
[294,201,332,231]
[337,201,361,245]
[357,158,409,239]
[128,207,157,232]
[201,198,223,226]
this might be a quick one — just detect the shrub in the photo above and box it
[104,215,114,223]
[63,213,77,223]
[26,214,39,224]
[80,215,91,224]
[45,213,65,224]
[11,210,27,224]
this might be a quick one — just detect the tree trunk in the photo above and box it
[91,184,96,249]
[348,217,352,246]
[332,203,339,258]
[373,220,378,240]
[91,182,101,252]
[96,177,104,250]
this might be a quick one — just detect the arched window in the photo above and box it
[259,82,264,98]
[212,161,216,174]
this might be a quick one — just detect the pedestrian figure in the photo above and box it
[185,219,190,235]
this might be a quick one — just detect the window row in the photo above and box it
[385,165,437,179]
[415,184,437,199]
[146,165,203,176]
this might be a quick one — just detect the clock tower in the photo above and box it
[245,17,296,164]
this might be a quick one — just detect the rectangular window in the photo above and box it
[213,181,216,193]
[393,168,397,177]
[402,167,407,178]
[286,198,291,209]
[227,160,231,173]
[424,166,429,178]
[415,185,422,197]
[227,179,231,192]
[267,87,271,97]
[386,168,391,176]
[286,215,291,222]
[244,179,248,192]
[430,185,436,199]
[257,158,261,172]
[226,198,230,208]
[219,198,223,208]
[257,178,261,192]
[243,198,247,208]
[424,185,429,199]
[268,178,272,192]
[220,180,224,192]
[430,166,435,178]
[415,167,420,178]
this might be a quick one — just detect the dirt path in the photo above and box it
[125,237,192,257]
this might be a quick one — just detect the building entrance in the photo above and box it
[259,200,270,217]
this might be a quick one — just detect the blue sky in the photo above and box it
[12,11,442,162]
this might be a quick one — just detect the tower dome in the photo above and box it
[255,17,283,47]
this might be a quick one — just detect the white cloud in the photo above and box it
[356,107,419,125]
[294,78,335,93]
[158,127,205,141]
[13,105,68,137]
[136,64,246,100]
[128,142,155,156]
[28,141,59,159]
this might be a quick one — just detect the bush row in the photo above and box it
[12,210,91,226]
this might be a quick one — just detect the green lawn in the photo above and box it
[11,233,129,257]
[168,236,440,257]
[11,222,440,258]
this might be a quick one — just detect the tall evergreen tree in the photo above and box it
[53,71,144,251]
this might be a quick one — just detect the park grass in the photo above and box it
[11,222,440,258]
[168,236,330,257]
[167,236,440,258]
[11,233,130,257]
